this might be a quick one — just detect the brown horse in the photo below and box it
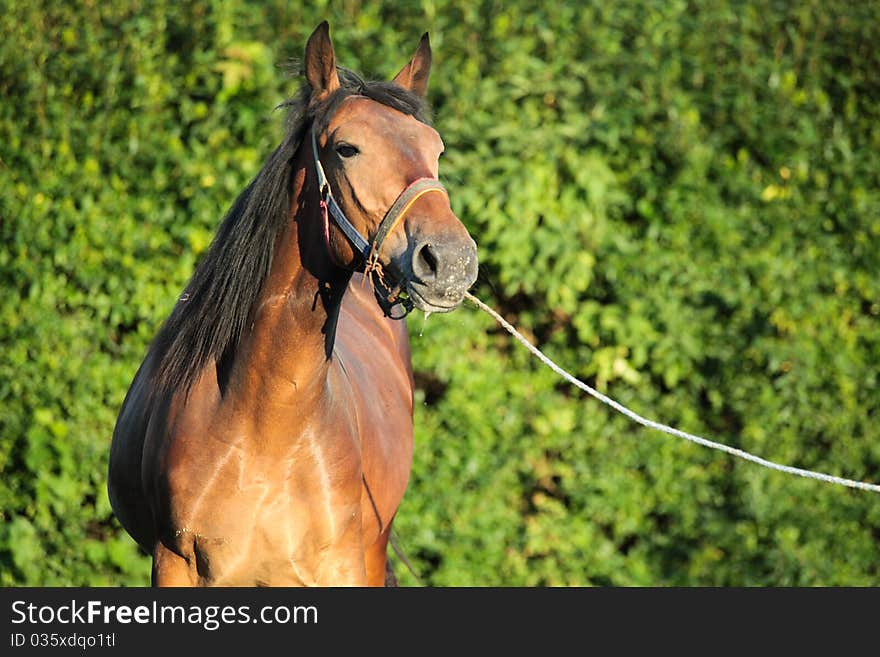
[108,22,478,586]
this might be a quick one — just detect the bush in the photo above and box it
[2,0,878,585]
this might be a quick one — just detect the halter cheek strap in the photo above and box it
[311,127,447,272]
[311,128,371,261]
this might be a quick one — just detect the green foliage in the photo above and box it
[2,0,878,585]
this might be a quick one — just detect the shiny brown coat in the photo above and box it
[108,23,478,586]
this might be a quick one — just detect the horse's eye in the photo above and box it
[335,143,360,159]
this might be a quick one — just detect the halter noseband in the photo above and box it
[311,126,447,318]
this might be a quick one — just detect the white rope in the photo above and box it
[464,292,880,493]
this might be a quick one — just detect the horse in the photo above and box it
[107,22,478,586]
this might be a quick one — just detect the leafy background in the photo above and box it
[1,0,878,586]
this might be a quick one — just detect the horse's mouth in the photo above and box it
[406,284,462,314]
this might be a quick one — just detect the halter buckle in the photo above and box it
[372,276,415,319]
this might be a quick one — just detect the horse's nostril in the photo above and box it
[415,243,438,279]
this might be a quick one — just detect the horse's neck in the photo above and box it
[224,164,352,410]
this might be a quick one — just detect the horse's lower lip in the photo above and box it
[407,286,460,313]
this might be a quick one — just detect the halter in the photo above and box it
[310,127,447,318]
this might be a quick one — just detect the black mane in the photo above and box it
[149,68,430,396]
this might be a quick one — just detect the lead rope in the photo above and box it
[464,292,880,493]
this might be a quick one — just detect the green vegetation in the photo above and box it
[2,1,878,586]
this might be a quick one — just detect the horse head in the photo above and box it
[305,22,479,316]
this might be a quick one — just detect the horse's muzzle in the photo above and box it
[406,237,478,312]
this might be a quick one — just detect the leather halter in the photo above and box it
[311,127,448,318]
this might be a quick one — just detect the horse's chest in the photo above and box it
[186,486,327,585]
[158,313,415,584]
[168,431,362,585]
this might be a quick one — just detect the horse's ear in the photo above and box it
[304,21,340,105]
[391,33,432,97]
